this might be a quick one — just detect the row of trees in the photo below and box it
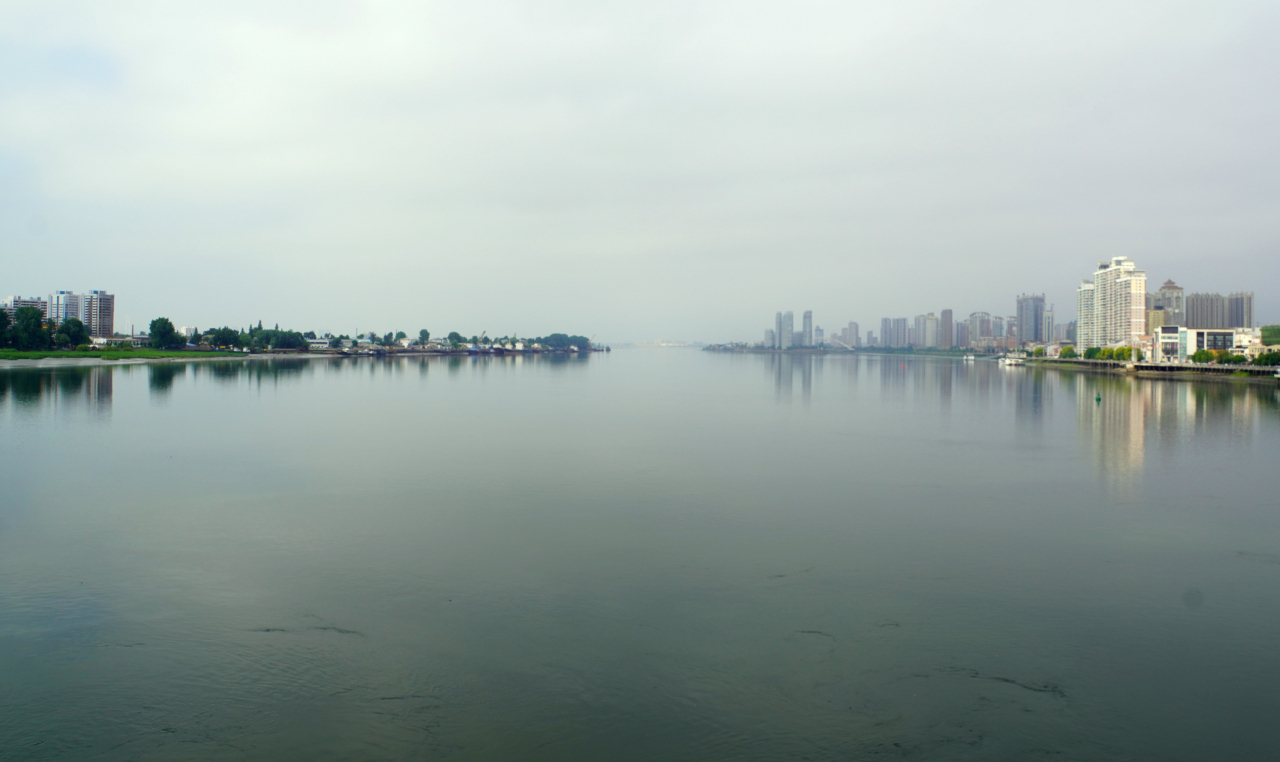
[0,307,91,350]
[1079,347,1143,361]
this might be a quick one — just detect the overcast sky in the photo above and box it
[2,1,1277,341]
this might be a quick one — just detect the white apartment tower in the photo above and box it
[1078,257,1146,348]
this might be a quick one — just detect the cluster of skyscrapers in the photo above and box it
[757,256,1258,355]
[3,291,116,337]
[1076,257,1254,349]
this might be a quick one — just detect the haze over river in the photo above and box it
[2,351,1278,760]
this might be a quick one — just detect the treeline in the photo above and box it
[1068,345,1279,366]
[0,307,92,350]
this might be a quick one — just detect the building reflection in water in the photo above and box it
[0,366,113,417]
[753,351,1279,487]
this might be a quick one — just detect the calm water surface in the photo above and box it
[1,350,1278,760]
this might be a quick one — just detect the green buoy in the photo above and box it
[1096,393,1102,404]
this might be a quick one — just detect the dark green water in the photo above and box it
[1,351,1278,760]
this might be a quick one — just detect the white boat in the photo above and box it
[963,354,975,362]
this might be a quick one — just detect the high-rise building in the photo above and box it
[1076,281,1096,348]
[866,330,876,346]
[1041,305,1054,345]
[967,312,991,344]
[892,318,908,348]
[847,322,859,347]
[923,313,939,348]
[3,296,49,319]
[775,312,783,349]
[955,322,969,347]
[801,311,813,347]
[814,326,824,345]
[939,309,953,350]
[764,329,775,348]
[1154,280,1185,325]
[84,291,115,338]
[1186,293,1228,329]
[1228,292,1254,328]
[49,291,83,323]
[1078,257,1146,347]
[1016,294,1046,345]
[880,318,892,347]
[992,315,1005,338]
[780,311,794,349]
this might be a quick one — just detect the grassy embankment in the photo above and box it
[0,349,243,361]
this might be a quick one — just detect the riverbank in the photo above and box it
[1027,358,1280,385]
[0,349,246,367]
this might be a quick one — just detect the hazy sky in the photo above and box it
[2,1,1277,341]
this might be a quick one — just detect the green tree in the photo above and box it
[11,307,51,350]
[447,331,463,345]
[1252,351,1280,366]
[58,317,90,348]
[1114,347,1131,361]
[418,329,430,344]
[1082,347,1100,359]
[1033,347,1045,357]
[1099,348,1115,360]
[207,327,241,348]
[1191,349,1212,363]
[149,317,185,350]
[0,309,9,347]
[395,331,407,342]
[383,332,394,346]
[1060,346,1078,359]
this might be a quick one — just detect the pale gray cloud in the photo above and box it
[2,1,1277,340]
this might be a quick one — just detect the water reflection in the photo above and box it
[0,366,112,416]
[752,352,1279,487]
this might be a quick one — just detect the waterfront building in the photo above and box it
[993,315,1005,338]
[866,330,876,346]
[1016,294,1046,345]
[780,311,794,349]
[1041,306,1054,345]
[3,296,49,319]
[1075,281,1095,347]
[1228,292,1254,328]
[764,329,775,348]
[775,312,783,349]
[84,292,115,337]
[940,309,953,350]
[880,318,892,347]
[955,322,969,347]
[49,291,83,323]
[1186,293,1228,329]
[1154,280,1185,325]
[814,326,824,345]
[967,312,992,345]
[1078,257,1146,348]
[802,311,813,347]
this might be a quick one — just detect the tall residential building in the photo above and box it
[814,326,824,345]
[1186,293,1228,329]
[866,330,877,346]
[801,311,813,347]
[775,312,783,349]
[780,311,794,349]
[955,322,969,347]
[968,312,992,343]
[84,291,115,337]
[1078,257,1147,347]
[1228,292,1254,328]
[49,291,83,323]
[1154,280,1185,325]
[1041,305,1055,345]
[892,318,908,348]
[880,318,892,347]
[1076,281,1096,348]
[3,296,49,319]
[1016,294,1046,345]
[939,309,953,350]
[992,315,1005,338]
[848,322,859,347]
[764,329,775,348]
